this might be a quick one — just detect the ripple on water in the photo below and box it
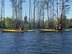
[0,31,72,54]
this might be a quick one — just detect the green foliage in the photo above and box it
[24,23,29,29]
[0,16,72,29]
[68,19,72,28]
[5,17,12,28]
[24,16,28,23]
[59,14,67,28]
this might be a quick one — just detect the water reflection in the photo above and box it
[11,33,24,54]
[0,31,72,54]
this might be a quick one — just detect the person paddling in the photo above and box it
[58,24,63,30]
[56,24,63,30]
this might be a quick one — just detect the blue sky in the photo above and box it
[5,0,12,17]
[5,0,29,18]
[5,0,72,19]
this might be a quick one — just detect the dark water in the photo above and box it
[0,30,72,54]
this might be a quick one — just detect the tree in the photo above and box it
[24,16,28,24]
[5,17,12,28]
[59,14,67,28]
[68,19,72,28]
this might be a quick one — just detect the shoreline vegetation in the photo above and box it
[0,16,72,29]
[0,0,72,32]
[0,16,72,32]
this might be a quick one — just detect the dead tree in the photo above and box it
[29,0,31,29]
[33,0,36,29]
[0,0,5,27]
[10,0,25,27]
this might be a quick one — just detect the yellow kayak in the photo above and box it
[1,29,24,32]
[39,29,70,32]
[1,29,35,32]
[26,30,35,32]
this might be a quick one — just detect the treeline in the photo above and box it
[0,15,72,29]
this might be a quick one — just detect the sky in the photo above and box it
[4,0,72,19]
[5,0,12,17]
[5,0,29,18]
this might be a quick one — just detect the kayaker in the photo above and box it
[21,27,24,30]
[19,26,22,31]
[58,24,63,30]
[56,24,63,30]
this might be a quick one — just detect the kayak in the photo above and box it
[39,29,70,32]
[26,30,35,32]
[1,29,24,33]
[1,29,35,32]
